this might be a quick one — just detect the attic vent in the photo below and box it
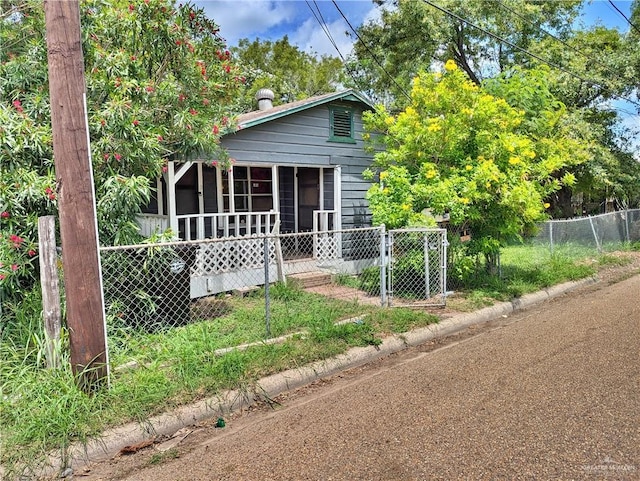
[329,106,355,143]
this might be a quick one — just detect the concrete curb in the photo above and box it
[56,276,598,474]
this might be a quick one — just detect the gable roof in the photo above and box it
[235,89,375,130]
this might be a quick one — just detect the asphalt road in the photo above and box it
[84,274,640,481]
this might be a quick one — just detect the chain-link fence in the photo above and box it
[387,229,448,307]
[100,227,386,339]
[532,209,640,252]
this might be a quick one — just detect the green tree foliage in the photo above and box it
[530,27,632,108]
[348,0,639,215]
[347,0,581,107]
[0,0,244,297]
[627,1,640,86]
[527,26,640,213]
[363,62,589,270]
[232,35,345,110]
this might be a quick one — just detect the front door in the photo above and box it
[297,167,319,232]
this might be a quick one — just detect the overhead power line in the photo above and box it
[331,0,411,101]
[496,0,594,64]
[305,0,345,61]
[305,0,380,96]
[607,0,640,35]
[421,0,640,111]
[495,0,638,110]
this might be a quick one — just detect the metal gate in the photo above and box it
[387,228,448,307]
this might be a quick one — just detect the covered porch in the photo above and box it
[138,160,342,259]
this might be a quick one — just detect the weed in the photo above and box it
[334,273,360,289]
[367,308,439,334]
[149,448,180,465]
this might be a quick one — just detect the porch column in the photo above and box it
[334,165,342,230]
[319,167,324,212]
[215,165,223,213]
[166,161,178,236]
[271,165,279,212]
[294,166,299,232]
[156,177,164,216]
[197,162,204,238]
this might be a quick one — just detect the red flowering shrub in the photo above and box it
[0,0,247,300]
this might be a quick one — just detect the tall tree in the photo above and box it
[628,0,640,83]
[347,0,581,107]
[348,0,639,214]
[0,0,243,297]
[363,63,590,272]
[232,36,346,110]
[526,25,640,212]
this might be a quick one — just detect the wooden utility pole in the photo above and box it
[44,1,108,391]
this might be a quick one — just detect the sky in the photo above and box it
[193,0,635,58]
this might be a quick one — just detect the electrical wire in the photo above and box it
[496,0,598,65]
[495,0,639,118]
[331,0,411,101]
[304,0,379,100]
[305,0,345,61]
[421,0,640,112]
[607,0,640,35]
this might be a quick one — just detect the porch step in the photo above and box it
[287,271,332,288]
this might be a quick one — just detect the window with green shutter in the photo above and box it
[329,105,355,143]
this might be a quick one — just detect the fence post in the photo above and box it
[379,225,387,307]
[624,210,630,243]
[588,215,602,253]
[549,221,554,254]
[424,232,431,299]
[38,215,62,369]
[441,229,448,305]
[271,220,285,283]
[264,235,271,338]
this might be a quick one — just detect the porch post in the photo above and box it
[166,161,178,236]
[271,165,279,212]
[293,166,299,233]
[215,165,223,213]
[197,162,204,239]
[334,165,342,230]
[319,167,324,212]
[228,166,235,212]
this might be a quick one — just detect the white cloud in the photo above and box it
[195,1,298,44]
[290,16,353,58]
[361,2,383,25]
[194,0,384,59]
[290,3,382,58]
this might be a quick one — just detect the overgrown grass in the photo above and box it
[2,242,637,476]
[447,242,635,311]
[1,283,436,476]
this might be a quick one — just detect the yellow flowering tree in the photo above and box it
[363,61,587,274]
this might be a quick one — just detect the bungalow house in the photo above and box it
[138,88,379,296]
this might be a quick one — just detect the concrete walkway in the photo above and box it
[78,274,640,480]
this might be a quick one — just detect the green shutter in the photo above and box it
[329,106,355,143]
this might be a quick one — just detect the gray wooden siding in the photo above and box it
[222,101,373,228]
[333,156,372,228]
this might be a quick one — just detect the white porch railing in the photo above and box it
[313,210,341,260]
[138,211,280,240]
[179,211,280,240]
